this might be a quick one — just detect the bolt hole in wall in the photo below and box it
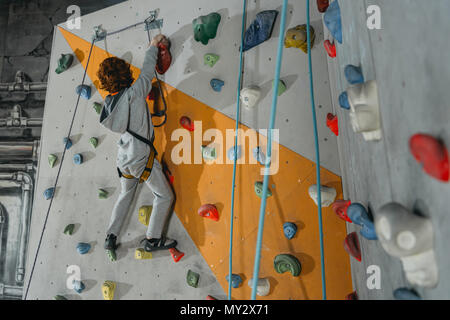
[0,0,128,300]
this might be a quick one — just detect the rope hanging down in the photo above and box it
[228,0,248,301]
[24,12,166,299]
[250,0,289,300]
[306,0,326,300]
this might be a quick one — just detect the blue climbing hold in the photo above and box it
[76,242,91,255]
[227,145,242,161]
[73,153,83,165]
[44,187,55,200]
[339,92,350,110]
[72,280,86,294]
[344,65,364,85]
[252,147,268,165]
[210,79,224,92]
[347,203,378,240]
[283,222,297,240]
[63,137,73,150]
[76,84,91,100]
[226,274,243,289]
[323,0,343,44]
[243,10,279,52]
[393,288,421,300]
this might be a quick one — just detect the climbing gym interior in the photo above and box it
[0,0,447,302]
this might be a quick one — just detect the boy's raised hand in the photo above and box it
[150,34,167,47]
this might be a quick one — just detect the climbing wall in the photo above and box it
[25,0,352,300]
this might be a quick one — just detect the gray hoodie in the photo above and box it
[100,45,158,178]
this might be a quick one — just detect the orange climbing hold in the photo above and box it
[198,204,219,221]
[332,200,352,222]
[326,113,339,136]
[409,133,449,182]
[156,40,172,75]
[317,0,330,13]
[169,247,185,263]
[344,232,361,262]
[324,40,336,58]
[180,116,194,131]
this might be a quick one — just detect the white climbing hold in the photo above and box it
[240,87,261,108]
[308,185,337,207]
[375,203,438,288]
[248,278,270,296]
[346,80,382,141]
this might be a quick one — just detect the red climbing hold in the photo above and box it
[169,248,185,263]
[324,40,336,58]
[343,232,361,262]
[206,295,217,300]
[317,0,330,13]
[332,200,352,222]
[345,291,358,300]
[326,113,339,136]
[198,204,219,221]
[180,116,194,131]
[156,40,172,75]
[409,134,449,182]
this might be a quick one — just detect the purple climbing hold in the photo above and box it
[243,10,279,52]
[339,91,350,110]
[344,65,364,85]
[323,0,343,44]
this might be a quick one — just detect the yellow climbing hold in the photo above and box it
[102,280,116,300]
[135,248,153,260]
[138,206,152,226]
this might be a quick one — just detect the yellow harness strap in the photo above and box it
[122,148,156,183]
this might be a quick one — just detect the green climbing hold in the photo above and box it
[254,181,272,198]
[54,295,68,300]
[48,154,57,168]
[273,80,287,96]
[187,270,200,288]
[204,53,220,67]
[202,145,217,160]
[274,254,302,277]
[98,189,108,199]
[63,224,75,235]
[93,102,102,115]
[89,137,98,149]
[193,12,221,45]
[106,249,117,262]
[55,54,74,74]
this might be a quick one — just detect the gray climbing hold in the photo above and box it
[76,242,91,255]
[227,145,242,161]
[253,147,268,165]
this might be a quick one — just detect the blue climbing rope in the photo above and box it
[250,0,288,300]
[228,0,247,301]
[307,0,326,300]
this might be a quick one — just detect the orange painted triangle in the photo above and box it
[58,26,142,99]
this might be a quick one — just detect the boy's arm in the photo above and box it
[130,44,158,99]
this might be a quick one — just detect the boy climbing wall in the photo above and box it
[97,34,176,261]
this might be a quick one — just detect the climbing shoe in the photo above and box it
[140,237,177,252]
[104,234,119,262]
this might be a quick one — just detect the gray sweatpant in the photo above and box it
[106,159,174,239]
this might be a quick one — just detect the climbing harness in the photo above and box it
[250,0,288,300]
[25,11,168,299]
[228,0,247,301]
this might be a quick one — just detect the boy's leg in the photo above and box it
[106,177,139,236]
[144,159,174,239]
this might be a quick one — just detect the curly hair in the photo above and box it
[97,57,134,93]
